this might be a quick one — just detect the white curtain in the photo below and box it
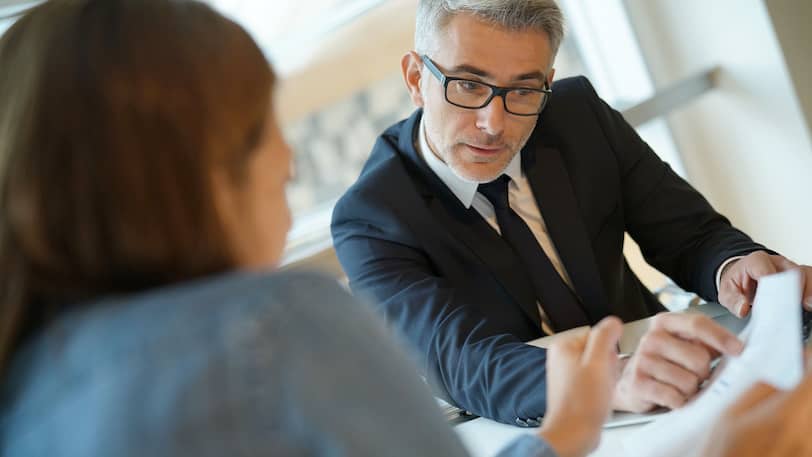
[0,0,39,11]
[0,0,40,35]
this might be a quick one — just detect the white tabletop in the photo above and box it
[452,303,742,457]
[455,417,640,457]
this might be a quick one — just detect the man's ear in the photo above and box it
[401,50,425,108]
[547,68,556,88]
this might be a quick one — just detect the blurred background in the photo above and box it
[2,0,810,301]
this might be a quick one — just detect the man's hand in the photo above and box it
[718,251,812,317]
[703,374,812,457]
[538,317,623,457]
[611,313,743,412]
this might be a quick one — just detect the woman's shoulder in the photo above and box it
[0,270,358,455]
[2,269,472,457]
[4,270,350,382]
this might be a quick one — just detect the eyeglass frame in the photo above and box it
[420,54,552,116]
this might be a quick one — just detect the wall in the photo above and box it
[764,0,812,138]
[625,0,812,264]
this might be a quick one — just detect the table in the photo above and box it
[453,303,746,457]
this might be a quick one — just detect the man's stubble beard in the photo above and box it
[445,130,533,183]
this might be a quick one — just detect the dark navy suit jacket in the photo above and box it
[331,76,766,425]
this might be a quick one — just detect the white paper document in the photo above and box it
[623,269,804,457]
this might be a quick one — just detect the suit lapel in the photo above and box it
[423,185,542,326]
[396,111,541,327]
[523,145,611,322]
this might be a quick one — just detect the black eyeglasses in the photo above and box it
[421,55,552,116]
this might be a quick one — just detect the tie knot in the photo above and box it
[478,175,511,209]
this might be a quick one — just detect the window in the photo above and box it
[2,0,687,271]
[560,0,685,177]
[205,1,599,220]
[203,0,685,227]
[0,1,40,34]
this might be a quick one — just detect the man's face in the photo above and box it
[414,14,555,183]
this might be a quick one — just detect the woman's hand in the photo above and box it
[538,317,623,457]
[704,371,812,456]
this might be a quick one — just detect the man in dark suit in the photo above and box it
[331,0,812,425]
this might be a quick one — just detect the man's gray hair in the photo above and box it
[415,0,564,56]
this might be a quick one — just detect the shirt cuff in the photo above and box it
[715,256,744,294]
[495,434,560,457]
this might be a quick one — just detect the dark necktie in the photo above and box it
[478,175,590,331]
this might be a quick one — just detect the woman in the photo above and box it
[2,2,809,457]
[0,1,619,456]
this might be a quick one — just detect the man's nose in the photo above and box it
[475,95,507,136]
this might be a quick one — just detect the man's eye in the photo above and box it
[513,89,538,97]
[459,81,482,91]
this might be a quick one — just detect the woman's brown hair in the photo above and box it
[0,0,273,373]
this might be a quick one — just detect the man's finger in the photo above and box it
[718,285,748,318]
[733,253,778,314]
[738,275,758,315]
[719,273,756,317]
[637,376,687,410]
[743,254,779,281]
[638,329,714,379]
[736,303,751,319]
[772,255,799,271]
[651,313,743,356]
[637,353,701,398]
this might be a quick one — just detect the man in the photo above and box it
[331,0,812,425]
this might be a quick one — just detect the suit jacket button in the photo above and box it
[514,418,529,427]
[525,417,541,427]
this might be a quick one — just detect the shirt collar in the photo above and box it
[417,118,522,209]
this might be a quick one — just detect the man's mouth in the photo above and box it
[465,143,505,155]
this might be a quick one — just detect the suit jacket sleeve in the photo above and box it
[577,78,770,302]
[332,190,551,425]
[274,274,559,457]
